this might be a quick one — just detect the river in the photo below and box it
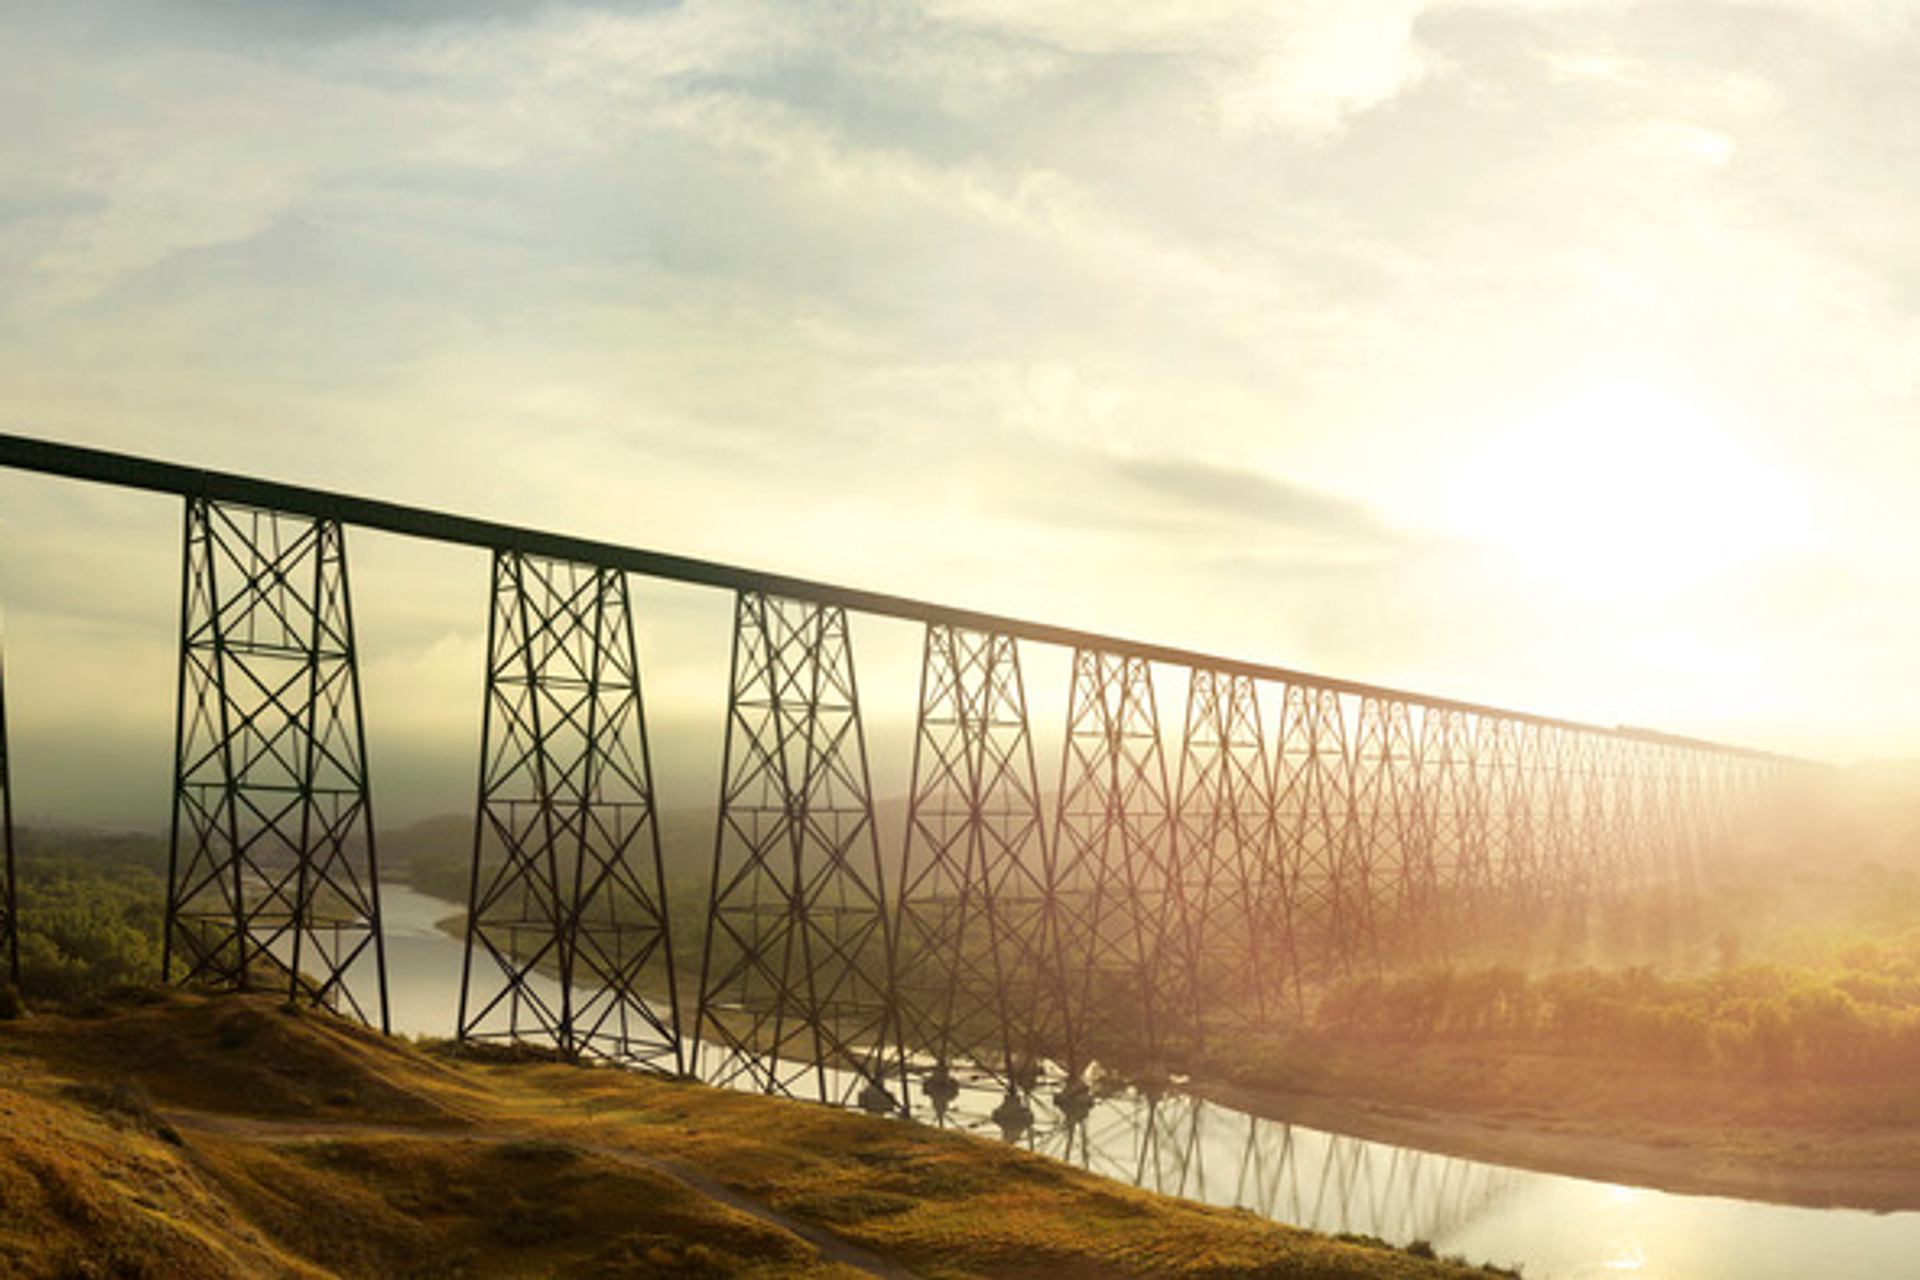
[370,883,1920,1278]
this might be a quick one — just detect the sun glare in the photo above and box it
[1444,380,1810,607]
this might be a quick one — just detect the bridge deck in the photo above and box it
[0,431,1786,759]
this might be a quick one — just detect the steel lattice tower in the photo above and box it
[1568,730,1606,900]
[1612,739,1649,893]
[0,635,17,992]
[1417,707,1471,953]
[1169,668,1288,1036]
[164,498,388,1028]
[1275,684,1372,981]
[893,623,1057,1113]
[1475,716,1516,912]
[1351,695,1428,960]
[1537,726,1575,903]
[1453,714,1497,916]
[457,551,682,1069]
[1487,718,1538,911]
[693,592,903,1111]
[1051,648,1175,1074]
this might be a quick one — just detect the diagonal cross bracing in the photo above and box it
[163,498,388,1028]
[893,623,1058,1104]
[457,551,682,1069]
[1350,695,1428,961]
[693,592,904,1110]
[1168,668,1288,1039]
[1051,648,1176,1073]
[1274,684,1373,982]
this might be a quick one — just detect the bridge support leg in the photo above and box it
[1275,685,1372,982]
[1052,648,1175,1079]
[894,624,1053,1118]
[693,592,903,1110]
[1428,714,1470,933]
[456,551,682,1069]
[1171,669,1287,1037]
[163,498,388,1029]
[1,638,17,993]
[1352,695,1423,964]
[1538,726,1570,903]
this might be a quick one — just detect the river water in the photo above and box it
[371,883,1920,1278]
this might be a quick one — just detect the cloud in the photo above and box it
[4,0,1920,830]
[1099,453,1408,548]
[923,0,1436,137]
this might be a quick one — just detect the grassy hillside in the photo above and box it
[0,991,1512,1279]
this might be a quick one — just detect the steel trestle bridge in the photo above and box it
[0,433,1803,1117]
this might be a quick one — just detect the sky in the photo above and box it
[2,0,1917,827]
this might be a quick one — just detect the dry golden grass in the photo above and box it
[0,991,1508,1279]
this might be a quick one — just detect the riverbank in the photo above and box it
[1195,1037,1920,1212]
[0,991,1514,1278]
[428,900,1920,1211]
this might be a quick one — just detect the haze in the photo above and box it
[2,0,1915,827]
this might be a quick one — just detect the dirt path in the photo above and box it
[164,1109,922,1280]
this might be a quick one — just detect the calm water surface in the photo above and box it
[371,884,1920,1279]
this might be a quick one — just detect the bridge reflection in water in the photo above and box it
[984,1084,1514,1246]
[395,866,1520,1252]
[375,883,1920,1280]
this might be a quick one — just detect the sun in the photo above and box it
[1442,379,1809,608]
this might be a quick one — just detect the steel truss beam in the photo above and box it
[694,592,904,1111]
[457,551,682,1069]
[1,638,16,991]
[163,498,388,1028]
[893,624,1057,1111]
[1051,648,1176,1073]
